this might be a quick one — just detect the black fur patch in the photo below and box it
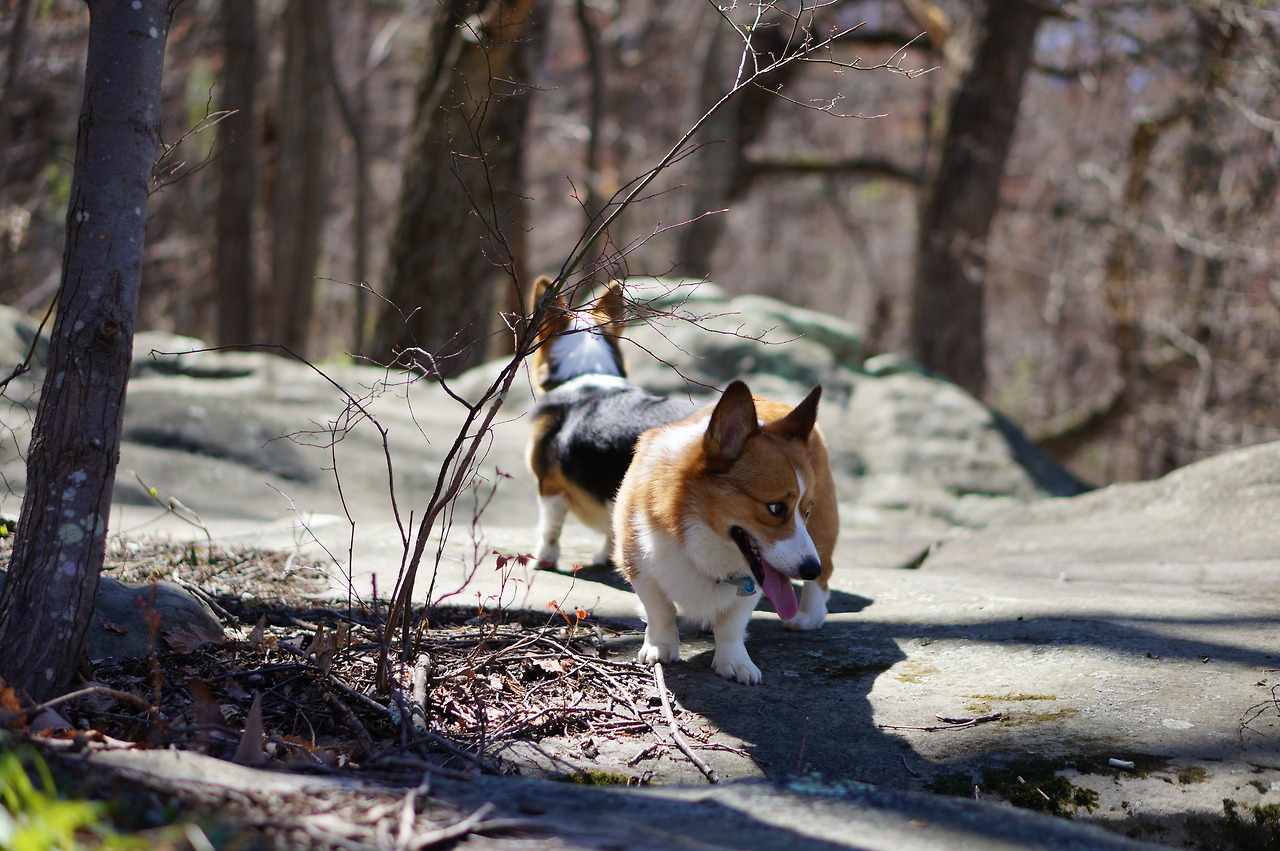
[532,379,700,504]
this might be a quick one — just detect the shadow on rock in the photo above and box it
[666,616,912,785]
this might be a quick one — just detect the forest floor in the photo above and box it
[1,540,749,849]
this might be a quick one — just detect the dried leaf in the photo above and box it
[534,658,566,676]
[163,623,225,653]
[99,616,130,635]
[186,678,225,742]
[245,616,268,647]
[306,625,341,674]
[0,679,22,716]
[29,708,71,733]
[232,692,269,766]
[223,677,249,702]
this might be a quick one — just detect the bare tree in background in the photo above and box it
[677,5,804,278]
[269,0,329,357]
[215,0,258,346]
[374,0,540,377]
[909,0,1051,398]
[1033,3,1264,475]
[0,0,176,702]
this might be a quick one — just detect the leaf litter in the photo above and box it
[0,538,740,847]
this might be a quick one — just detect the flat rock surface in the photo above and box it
[4,296,1279,848]
[209,510,1279,848]
[95,401,1280,849]
[82,746,1163,850]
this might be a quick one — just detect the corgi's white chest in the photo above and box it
[631,511,755,625]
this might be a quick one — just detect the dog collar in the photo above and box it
[716,574,757,597]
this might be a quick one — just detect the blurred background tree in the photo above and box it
[0,0,1276,484]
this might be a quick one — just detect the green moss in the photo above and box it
[1178,766,1209,785]
[929,756,1104,818]
[1220,799,1280,850]
[893,662,939,684]
[561,769,642,787]
[1070,751,1171,779]
[1017,707,1080,724]
[928,772,977,798]
[962,694,1072,723]
[981,758,1099,817]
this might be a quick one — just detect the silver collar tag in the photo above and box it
[716,575,756,596]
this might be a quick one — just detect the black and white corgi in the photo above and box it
[525,276,698,570]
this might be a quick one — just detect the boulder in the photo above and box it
[617,279,1087,534]
[921,438,1280,584]
[1,286,1086,537]
[0,571,224,661]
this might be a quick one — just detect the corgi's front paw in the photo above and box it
[638,640,679,665]
[712,647,762,685]
[782,609,826,631]
[784,583,829,631]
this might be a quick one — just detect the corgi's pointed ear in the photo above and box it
[593,281,626,326]
[532,275,571,344]
[704,380,759,472]
[531,275,565,312]
[765,385,822,442]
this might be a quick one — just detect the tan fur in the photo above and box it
[619,394,835,588]
[614,381,838,683]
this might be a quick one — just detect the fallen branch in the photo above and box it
[877,712,1003,732]
[653,662,719,783]
[0,684,155,728]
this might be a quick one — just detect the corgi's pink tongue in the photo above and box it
[761,563,799,621]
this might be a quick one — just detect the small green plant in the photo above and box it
[1221,799,1280,850]
[0,746,148,849]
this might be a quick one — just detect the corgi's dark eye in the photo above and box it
[766,502,786,518]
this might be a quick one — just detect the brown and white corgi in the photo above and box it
[526,276,698,570]
[613,380,838,684]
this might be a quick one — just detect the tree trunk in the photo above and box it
[0,0,175,702]
[677,7,803,278]
[268,0,329,357]
[374,0,538,377]
[908,0,1046,398]
[214,0,258,346]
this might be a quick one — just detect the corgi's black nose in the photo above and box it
[798,557,822,581]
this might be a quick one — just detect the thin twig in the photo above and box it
[653,662,719,783]
[877,712,1003,732]
[404,803,494,851]
[0,684,154,727]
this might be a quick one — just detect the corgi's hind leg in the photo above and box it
[587,501,615,568]
[534,492,569,569]
[589,530,614,569]
[783,579,829,631]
